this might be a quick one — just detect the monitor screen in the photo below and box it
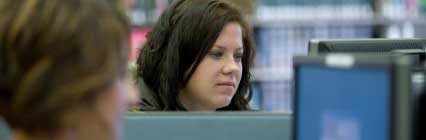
[295,65,392,140]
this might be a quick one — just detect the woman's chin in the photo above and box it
[213,95,233,109]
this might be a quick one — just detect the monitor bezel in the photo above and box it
[308,38,426,56]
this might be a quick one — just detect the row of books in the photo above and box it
[129,0,169,26]
[257,0,426,20]
[130,0,426,26]
[253,25,373,69]
[256,5,374,22]
[380,0,419,19]
[257,0,371,5]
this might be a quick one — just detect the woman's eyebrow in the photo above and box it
[213,44,243,50]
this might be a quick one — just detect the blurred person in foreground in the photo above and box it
[0,0,138,140]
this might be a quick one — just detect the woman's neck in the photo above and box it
[177,91,216,111]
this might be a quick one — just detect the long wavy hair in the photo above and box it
[0,0,129,138]
[137,0,255,111]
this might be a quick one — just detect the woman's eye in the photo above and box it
[209,52,223,59]
[234,53,243,61]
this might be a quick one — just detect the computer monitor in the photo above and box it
[308,38,426,56]
[293,54,414,140]
[124,112,291,140]
[0,112,292,140]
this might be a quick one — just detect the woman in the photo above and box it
[137,0,255,111]
[0,0,137,140]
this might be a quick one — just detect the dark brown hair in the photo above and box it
[0,0,129,134]
[137,0,255,110]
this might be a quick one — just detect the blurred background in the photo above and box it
[127,0,426,112]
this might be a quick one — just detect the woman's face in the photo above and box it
[179,22,244,111]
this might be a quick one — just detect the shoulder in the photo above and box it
[137,78,162,111]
